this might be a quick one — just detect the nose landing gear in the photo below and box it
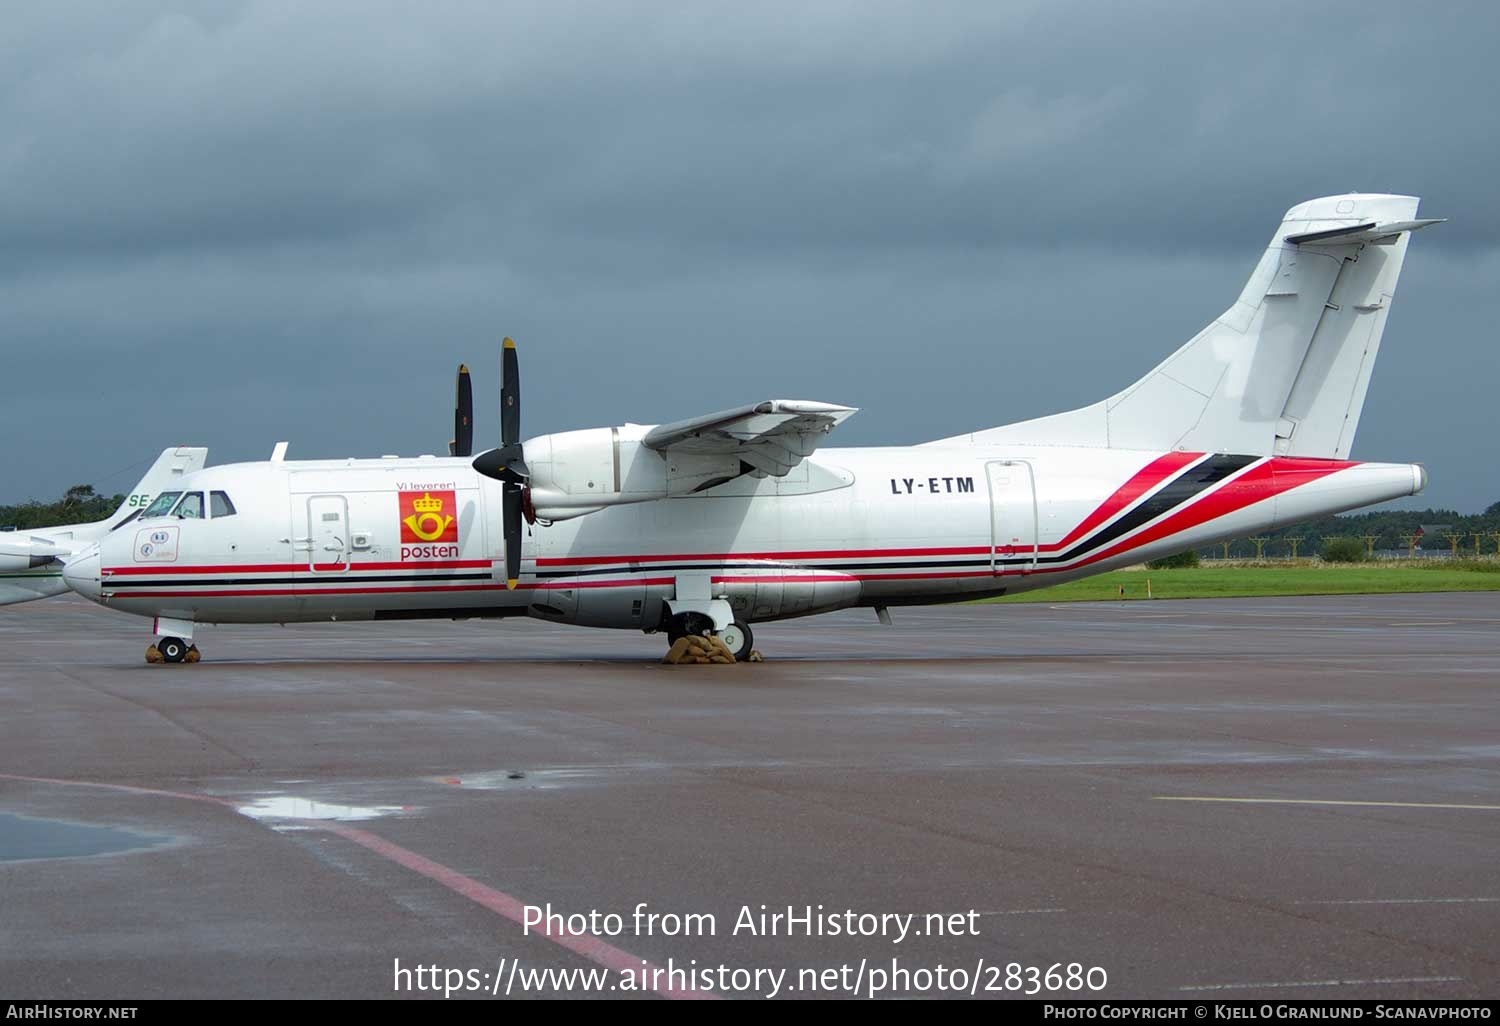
[146,635,200,664]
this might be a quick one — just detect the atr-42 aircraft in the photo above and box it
[63,195,1441,662]
[1,447,206,607]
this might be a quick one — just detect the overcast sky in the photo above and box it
[3,1,1496,512]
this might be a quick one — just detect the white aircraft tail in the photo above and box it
[935,194,1443,457]
[100,446,209,530]
[0,446,208,606]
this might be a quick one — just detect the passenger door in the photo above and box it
[305,495,350,573]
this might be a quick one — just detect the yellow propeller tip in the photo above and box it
[502,337,516,349]
[458,364,469,374]
[507,578,519,590]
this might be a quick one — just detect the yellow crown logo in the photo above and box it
[411,492,444,513]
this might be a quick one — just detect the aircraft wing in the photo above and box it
[642,400,857,476]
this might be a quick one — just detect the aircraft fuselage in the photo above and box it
[63,444,1424,632]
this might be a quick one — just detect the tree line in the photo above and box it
[1221,499,1500,557]
[0,486,127,532]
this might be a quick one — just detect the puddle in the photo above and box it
[435,766,664,790]
[234,796,405,822]
[0,812,170,863]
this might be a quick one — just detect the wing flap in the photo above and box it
[642,399,856,476]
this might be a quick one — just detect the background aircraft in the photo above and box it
[61,195,1440,662]
[0,448,207,606]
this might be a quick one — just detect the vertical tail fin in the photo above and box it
[101,446,209,529]
[935,194,1443,457]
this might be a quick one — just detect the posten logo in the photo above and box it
[399,490,459,547]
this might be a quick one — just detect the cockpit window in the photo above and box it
[174,492,204,519]
[210,491,236,518]
[142,491,181,518]
[110,509,144,532]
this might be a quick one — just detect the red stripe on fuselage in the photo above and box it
[102,559,492,577]
[1040,457,1356,573]
[1048,450,1205,551]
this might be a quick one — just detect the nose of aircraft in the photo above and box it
[63,543,102,601]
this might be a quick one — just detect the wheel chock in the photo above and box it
[145,645,164,664]
[184,646,201,664]
[662,634,747,665]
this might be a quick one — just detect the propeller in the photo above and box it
[448,364,473,458]
[470,338,529,589]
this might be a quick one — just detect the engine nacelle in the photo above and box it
[524,425,744,520]
[0,537,66,571]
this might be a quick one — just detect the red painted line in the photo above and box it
[109,578,679,600]
[324,823,716,1000]
[852,570,997,581]
[1035,459,1355,574]
[1047,450,1204,551]
[710,574,859,584]
[0,773,710,998]
[536,545,992,567]
[104,559,492,577]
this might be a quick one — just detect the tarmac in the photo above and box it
[1,592,1497,1000]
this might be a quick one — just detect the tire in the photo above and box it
[158,637,187,664]
[718,620,753,661]
[666,612,715,644]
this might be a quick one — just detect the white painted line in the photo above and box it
[1179,976,1462,993]
[1155,796,1500,811]
[1299,897,1500,906]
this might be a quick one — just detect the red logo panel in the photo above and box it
[399,490,459,544]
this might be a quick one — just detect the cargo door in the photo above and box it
[986,461,1038,575]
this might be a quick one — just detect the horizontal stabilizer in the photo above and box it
[1286,218,1445,247]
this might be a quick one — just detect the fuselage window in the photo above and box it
[210,491,236,518]
[174,492,205,519]
[142,492,181,518]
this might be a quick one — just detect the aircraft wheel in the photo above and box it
[718,621,754,661]
[666,612,714,644]
[157,637,188,664]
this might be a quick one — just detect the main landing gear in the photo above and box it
[663,611,756,663]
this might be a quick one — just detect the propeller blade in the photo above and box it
[451,364,473,458]
[501,337,520,447]
[504,482,523,589]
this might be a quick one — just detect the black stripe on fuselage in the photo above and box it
[1043,453,1259,564]
[105,571,495,588]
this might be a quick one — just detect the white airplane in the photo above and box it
[0,447,207,607]
[62,194,1441,663]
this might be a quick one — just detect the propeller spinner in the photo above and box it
[470,338,529,589]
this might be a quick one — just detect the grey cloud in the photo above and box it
[2,1,1496,509]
